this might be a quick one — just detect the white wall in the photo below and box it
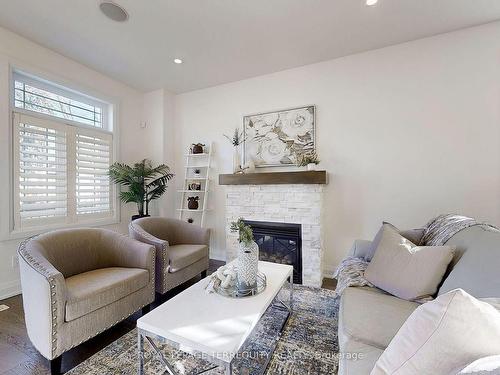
[0,26,163,299]
[2,20,499,297]
[141,89,177,217]
[173,21,500,272]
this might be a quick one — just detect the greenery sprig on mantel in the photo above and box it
[230,217,254,246]
[296,151,320,167]
[224,127,246,146]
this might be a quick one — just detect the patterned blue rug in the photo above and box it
[68,285,339,375]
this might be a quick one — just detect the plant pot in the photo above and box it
[131,214,150,221]
[237,241,259,293]
[188,199,199,210]
[233,146,241,174]
[307,163,318,171]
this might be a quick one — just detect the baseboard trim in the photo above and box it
[0,279,21,301]
[323,264,336,277]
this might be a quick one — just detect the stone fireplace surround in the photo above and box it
[222,173,326,288]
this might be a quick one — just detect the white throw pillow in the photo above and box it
[365,225,454,301]
[456,355,500,374]
[371,289,500,375]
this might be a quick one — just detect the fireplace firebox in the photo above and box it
[243,220,302,284]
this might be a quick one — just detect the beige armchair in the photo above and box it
[129,217,210,295]
[18,228,155,374]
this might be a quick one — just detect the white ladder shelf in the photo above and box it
[177,142,212,227]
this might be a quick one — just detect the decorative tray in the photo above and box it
[213,271,267,298]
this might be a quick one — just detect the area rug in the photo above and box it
[67,285,339,375]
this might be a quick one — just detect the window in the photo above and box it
[14,72,105,128]
[12,72,115,231]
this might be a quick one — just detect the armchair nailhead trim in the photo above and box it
[129,222,160,298]
[19,236,60,356]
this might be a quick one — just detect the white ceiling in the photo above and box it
[1,0,500,93]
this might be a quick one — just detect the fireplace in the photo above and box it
[243,220,302,284]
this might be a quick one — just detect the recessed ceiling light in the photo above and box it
[366,0,378,5]
[174,58,183,64]
[100,1,129,22]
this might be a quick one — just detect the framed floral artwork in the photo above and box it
[243,105,315,167]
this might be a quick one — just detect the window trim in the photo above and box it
[6,67,121,239]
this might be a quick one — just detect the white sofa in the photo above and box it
[338,224,500,374]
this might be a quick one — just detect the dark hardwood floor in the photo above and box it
[0,260,336,374]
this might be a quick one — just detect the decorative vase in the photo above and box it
[187,198,199,210]
[233,146,241,173]
[188,182,201,190]
[237,240,259,293]
[246,159,256,173]
[192,143,204,154]
[307,163,318,171]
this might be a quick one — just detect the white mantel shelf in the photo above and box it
[219,170,328,185]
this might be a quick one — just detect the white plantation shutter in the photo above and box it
[14,113,68,228]
[13,113,114,231]
[75,130,113,217]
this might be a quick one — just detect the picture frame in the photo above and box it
[243,105,316,167]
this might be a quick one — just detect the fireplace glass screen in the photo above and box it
[243,220,302,284]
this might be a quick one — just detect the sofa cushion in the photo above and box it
[339,287,419,349]
[365,223,425,261]
[371,289,500,375]
[439,225,500,298]
[65,267,149,322]
[365,225,454,301]
[457,355,500,374]
[169,244,208,272]
[338,339,384,375]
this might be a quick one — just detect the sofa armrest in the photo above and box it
[173,220,210,246]
[18,238,67,359]
[348,239,373,260]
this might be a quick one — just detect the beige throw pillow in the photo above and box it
[371,289,500,375]
[365,225,454,301]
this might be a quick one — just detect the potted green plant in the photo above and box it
[109,159,174,220]
[297,151,320,171]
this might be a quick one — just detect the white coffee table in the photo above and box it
[137,261,294,375]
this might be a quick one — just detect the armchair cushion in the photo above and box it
[65,267,149,322]
[169,245,208,273]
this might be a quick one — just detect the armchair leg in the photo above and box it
[50,355,62,375]
[142,304,151,315]
[201,270,207,279]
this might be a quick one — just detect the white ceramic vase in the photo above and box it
[237,240,259,292]
[307,163,318,171]
[233,146,241,173]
